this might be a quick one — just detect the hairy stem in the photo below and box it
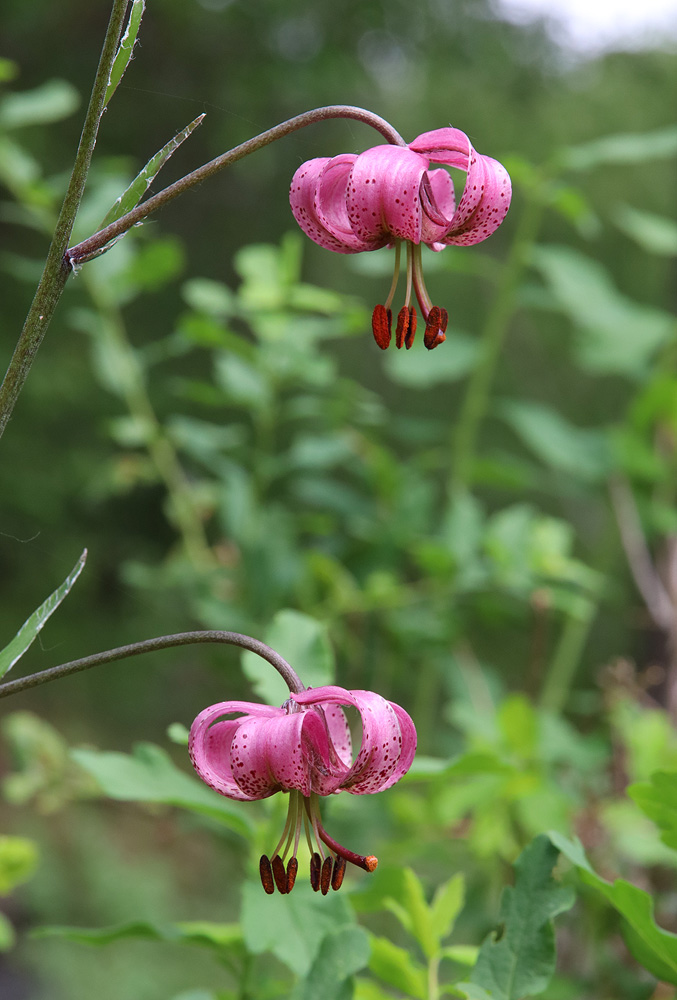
[0,0,130,440]
[67,105,405,265]
[0,631,304,699]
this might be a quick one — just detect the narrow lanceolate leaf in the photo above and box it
[32,919,242,951]
[550,831,677,986]
[105,0,146,108]
[467,835,575,1000]
[99,114,205,229]
[0,549,87,680]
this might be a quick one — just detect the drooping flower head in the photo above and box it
[290,127,511,350]
[190,684,416,894]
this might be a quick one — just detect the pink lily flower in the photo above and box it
[189,684,416,894]
[290,127,511,350]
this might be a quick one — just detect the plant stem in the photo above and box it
[0,0,130,441]
[449,191,543,494]
[66,105,405,266]
[0,630,304,699]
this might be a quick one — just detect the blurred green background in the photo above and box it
[0,0,676,997]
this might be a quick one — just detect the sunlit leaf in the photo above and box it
[629,771,677,851]
[105,0,146,107]
[0,836,39,895]
[0,549,87,680]
[71,742,254,837]
[466,835,575,1000]
[0,79,79,129]
[614,204,677,257]
[241,609,335,705]
[99,115,204,229]
[368,935,427,1000]
[561,126,677,171]
[241,878,354,975]
[431,873,465,944]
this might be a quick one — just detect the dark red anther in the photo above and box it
[405,307,417,349]
[372,304,392,350]
[272,855,288,894]
[259,855,275,894]
[320,856,333,895]
[423,306,448,350]
[310,852,322,892]
[395,306,417,350]
[331,856,347,891]
[286,857,298,893]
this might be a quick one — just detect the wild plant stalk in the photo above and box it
[0,0,404,440]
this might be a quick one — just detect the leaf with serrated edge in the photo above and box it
[99,114,205,230]
[105,0,145,107]
[0,549,87,679]
[466,835,575,1000]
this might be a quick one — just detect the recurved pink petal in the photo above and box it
[443,155,512,246]
[315,155,377,252]
[290,157,361,254]
[189,701,282,801]
[292,686,416,794]
[230,711,311,797]
[420,167,456,244]
[346,145,429,245]
[409,127,473,170]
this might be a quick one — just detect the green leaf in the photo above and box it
[431,874,465,943]
[105,0,146,107]
[0,549,87,680]
[240,878,354,975]
[99,114,205,229]
[531,245,673,376]
[0,836,39,894]
[467,835,575,1000]
[368,935,428,1000]
[0,912,15,952]
[384,332,479,387]
[629,771,677,851]
[549,831,677,985]
[561,126,677,171]
[498,400,610,482]
[71,742,254,837]
[399,867,438,960]
[296,926,371,1000]
[0,79,79,129]
[241,609,335,705]
[614,204,677,257]
[34,919,242,951]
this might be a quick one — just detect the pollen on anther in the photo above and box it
[310,852,322,892]
[372,304,392,350]
[272,854,288,894]
[286,857,298,893]
[331,856,347,890]
[320,856,333,895]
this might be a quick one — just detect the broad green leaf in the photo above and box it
[531,245,673,376]
[431,874,465,945]
[240,878,354,975]
[550,831,677,985]
[384,332,479,387]
[467,835,575,1000]
[0,549,87,680]
[0,837,39,894]
[99,114,204,229]
[629,771,677,850]
[0,79,79,129]
[34,919,241,951]
[296,926,370,1000]
[498,400,610,482]
[614,204,677,257]
[71,743,253,837]
[241,609,335,705]
[105,0,146,107]
[561,126,677,171]
[368,935,428,1000]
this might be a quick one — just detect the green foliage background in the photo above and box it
[0,1,676,998]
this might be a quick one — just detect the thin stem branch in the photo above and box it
[0,0,130,440]
[0,631,304,699]
[67,105,405,265]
